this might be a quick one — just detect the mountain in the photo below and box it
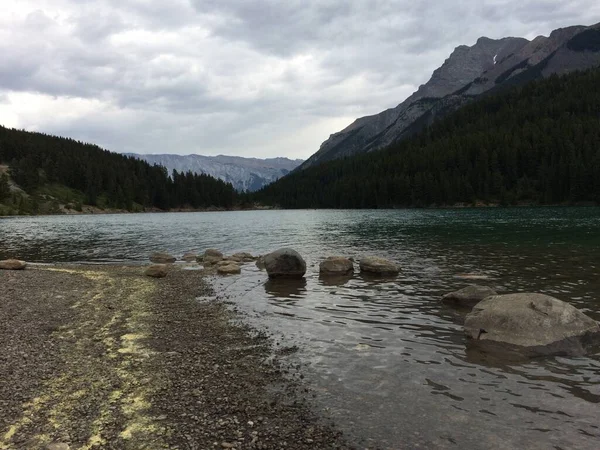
[253,67,600,208]
[130,154,303,192]
[299,22,600,170]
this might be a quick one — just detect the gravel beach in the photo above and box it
[0,265,351,449]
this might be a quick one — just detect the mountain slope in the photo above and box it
[130,154,303,192]
[299,22,600,170]
[0,126,237,214]
[253,67,600,208]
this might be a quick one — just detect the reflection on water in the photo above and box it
[2,208,600,449]
[264,278,307,299]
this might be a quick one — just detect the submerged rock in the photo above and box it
[442,285,497,307]
[464,293,600,357]
[0,259,27,270]
[359,256,399,275]
[217,263,241,275]
[255,255,266,270]
[145,264,168,278]
[264,248,306,279]
[319,256,354,275]
[149,252,176,264]
[181,252,198,262]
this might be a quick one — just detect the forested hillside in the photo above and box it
[0,126,237,214]
[252,68,600,208]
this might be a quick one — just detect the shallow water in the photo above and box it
[2,208,600,449]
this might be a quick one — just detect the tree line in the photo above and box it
[0,126,237,212]
[250,68,600,208]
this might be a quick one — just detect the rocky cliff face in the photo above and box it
[130,154,303,192]
[299,22,600,170]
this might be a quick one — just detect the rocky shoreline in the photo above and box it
[0,265,351,449]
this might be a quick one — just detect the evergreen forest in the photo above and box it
[251,68,600,208]
[0,126,237,214]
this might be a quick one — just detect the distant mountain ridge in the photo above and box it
[130,154,303,192]
[299,22,600,170]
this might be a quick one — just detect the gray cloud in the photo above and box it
[0,0,599,159]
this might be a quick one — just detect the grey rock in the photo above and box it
[359,256,399,275]
[464,293,600,356]
[202,255,223,266]
[255,255,266,270]
[0,259,27,270]
[264,248,306,279]
[149,252,176,264]
[319,256,354,275]
[182,252,198,262]
[145,264,168,278]
[442,285,497,307]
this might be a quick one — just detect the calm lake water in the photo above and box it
[1,208,600,449]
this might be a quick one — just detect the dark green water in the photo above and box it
[2,207,600,449]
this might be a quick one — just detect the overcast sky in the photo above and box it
[1,1,599,159]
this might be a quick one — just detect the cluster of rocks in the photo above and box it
[145,249,259,278]
[143,247,600,359]
[442,285,600,357]
[0,259,27,270]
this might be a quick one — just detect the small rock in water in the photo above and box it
[319,256,354,275]
[231,252,256,262]
[203,255,224,266]
[442,285,497,307]
[145,264,168,278]
[455,273,491,280]
[359,256,399,275]
[181,252,198,262]
[217,263,241,275]
[255,255,266,270]
[264,248,306,279]
[464,293,600,356]
[204,249,224,258]
[149,252,176,264]
[0,259,27,270]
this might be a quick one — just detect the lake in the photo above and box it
[1,208,600,449]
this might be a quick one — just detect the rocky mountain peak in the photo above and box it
[298,22,600,172]
[409,36,529,101]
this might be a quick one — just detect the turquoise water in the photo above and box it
[1,207,600,449]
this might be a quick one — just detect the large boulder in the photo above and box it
[264,248,306,279]
[149,252,176,264]
[319,256,354,275]
[0,259,27,270]
[464,293,600,357]
[359,256,399,275]
[145,264,168,278]
[442,285,497,307]
[217,263,241,275]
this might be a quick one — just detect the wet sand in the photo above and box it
[0,265,350,449]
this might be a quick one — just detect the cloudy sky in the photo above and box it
[1,1,599,159]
